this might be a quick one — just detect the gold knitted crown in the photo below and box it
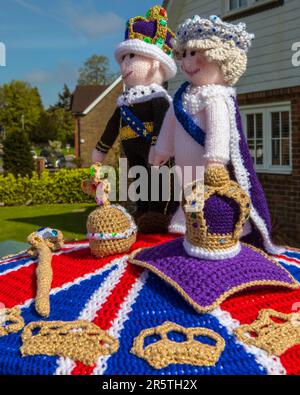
[21,321,119,366]
[0,307,24,337]
[183,167,251,254]
[234,309,300,356]
[126,5,175,56]
[131,321,225,369]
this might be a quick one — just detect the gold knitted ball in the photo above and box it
[87,205,137,258]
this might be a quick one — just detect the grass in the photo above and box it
[0,203,96,243]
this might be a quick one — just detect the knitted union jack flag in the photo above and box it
[0,233,300,375]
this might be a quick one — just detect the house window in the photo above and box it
[241,104,292,174]
[224,0,282,17]
[229,0,248,10]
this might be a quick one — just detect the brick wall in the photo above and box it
[74,81,123,168]
[238,86,300,246]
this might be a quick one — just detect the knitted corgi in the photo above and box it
[92,5,178,232]
[149,15,283,254]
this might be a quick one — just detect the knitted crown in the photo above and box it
[173,15,255,55]
[115,5,177,80]
[235,309,300,356]
[183,167,251,260]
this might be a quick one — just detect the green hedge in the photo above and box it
[0,169,95,206]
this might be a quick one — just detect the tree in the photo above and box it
[78,54,115,85]
[30,107,74,145]
[51,84,72,112]
[3,129,35,177]
[0,80,43,135]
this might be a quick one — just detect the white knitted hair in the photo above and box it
[175,36,247,86]
[115,39,177,81]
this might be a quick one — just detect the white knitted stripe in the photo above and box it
[114,39,177,80]
[0,259,36,277]
[211,307,286,375]
[273,256,300,268]
[55,258,128,375]
[92,270,149,375]
[0,253,29,264]
[169,206,186,234]
[62,242,89,249]
[0,242,89,265]
[0,244,89,277]
[20,257,124,310]
[226,96,284,255]
[183,238,241,260]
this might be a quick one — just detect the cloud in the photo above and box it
[63,5,124,39]
[24,70,53,83]
[12,0,125,40]
[24,60,78,85]
[11,0,67,26]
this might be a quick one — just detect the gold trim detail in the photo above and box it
[183,167,251,251]
[96,140,110,153]
[131,321,225,369]
[0,307,25,337]
[128,244,299,313]
[21,320,119,366]
[120,122,154,141]
[234,309,300,356]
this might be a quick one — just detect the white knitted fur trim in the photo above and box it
[226,96,285,254]
[183,84,236,115]
[117,83,172,107]
[115,39,177,80]
[169,223,186,234]
[183,238,241,260]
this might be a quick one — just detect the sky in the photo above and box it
[0,0,162,108]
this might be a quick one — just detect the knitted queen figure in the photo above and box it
[92,5,178,232]
[149,15,283,254]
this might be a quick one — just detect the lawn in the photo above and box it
[0,203,96,243]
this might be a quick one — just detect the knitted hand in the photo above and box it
[148,146,170,166]
[92,148,106,164]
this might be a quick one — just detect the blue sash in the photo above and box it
[120,105,154,143]
[173,82,206,147]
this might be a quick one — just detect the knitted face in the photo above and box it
[181,50,225,87]
[120,53,165,88]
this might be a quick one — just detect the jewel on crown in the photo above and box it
[175,15,255,52]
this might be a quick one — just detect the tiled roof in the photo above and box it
[71,85,108,114]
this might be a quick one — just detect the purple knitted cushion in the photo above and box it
[130,238,298,312]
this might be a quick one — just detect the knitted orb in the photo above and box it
[87,205,137,258]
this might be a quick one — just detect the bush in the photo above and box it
[0,169,95,206]
[3,129,35,177]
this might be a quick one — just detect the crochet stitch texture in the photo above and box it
[0,234,300,375]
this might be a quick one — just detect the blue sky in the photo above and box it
[0,0,161,107]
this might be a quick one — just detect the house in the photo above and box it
[164,0,300,245]
[71,76,123,168]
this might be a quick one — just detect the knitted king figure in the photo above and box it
[92,5,178,233]
[149,15,283,254]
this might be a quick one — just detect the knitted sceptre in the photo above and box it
[27,229,64,317]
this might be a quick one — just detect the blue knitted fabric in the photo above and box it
[0,237,299,375]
